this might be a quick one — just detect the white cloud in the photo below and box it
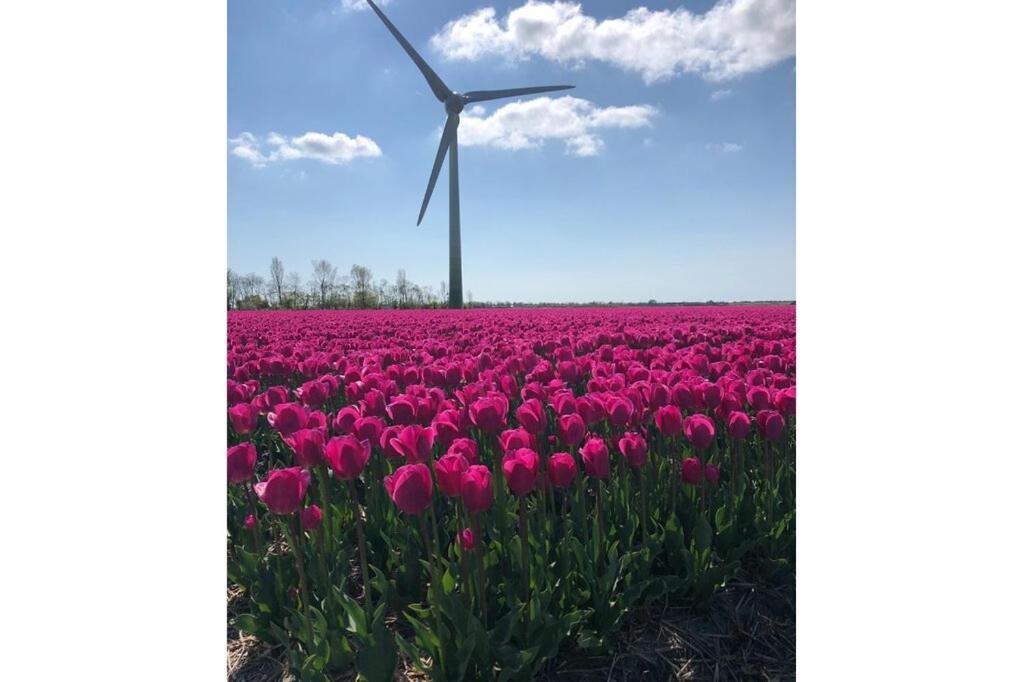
[229,131,382,167]
[710,88,733,101]
[431,0,795,83]
[338,0,391,13]
[706,142,743,153]
[457,96,656,157]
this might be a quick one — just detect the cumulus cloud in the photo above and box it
[710,89,733,101]
[431,0,795,83]
[706,142,743,153]
[229,131,382,167]
[337,0,390,13]
[457,96,656,157]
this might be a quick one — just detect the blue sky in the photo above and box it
[228,0,795,302]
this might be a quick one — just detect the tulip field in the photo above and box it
[227,307,795,680]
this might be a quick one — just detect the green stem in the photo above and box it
[349,480,374,614]
[283,517,314,647]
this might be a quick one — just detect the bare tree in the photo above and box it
[439,280,447,304]
[396,269,409,308]
[350,264,374,308]
[311,260,337,308]
[269,257,285,306]
[227,269,239,309]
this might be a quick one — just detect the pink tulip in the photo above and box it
[254,467,311,515]
[557,413,586,447]
[390,424,435,464]
[704,463,720,485]
[727,411,752,440]
[270,403,308,437]
[446,437,479,464]
[228,403,259,435]
[654,405,683,438]
[757,410,786,442]
[301,505,323,531]
[548,452,578,488]
[683,414,716,451]
[283,428,326,469]
[469,395,508,433]
[383,463,433,515]
[502,448,540,496]
[617,432,648,469]
[227,442,257,484]
[580,437,610,479]
[435,452,469,497]
[332,405,361,434]
[459,528,476,552]
[461,465,494,513]
[681,457,703,486]
[325,435,371,480]
[515,398,547,435]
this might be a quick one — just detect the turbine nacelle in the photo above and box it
[444,93,466,117]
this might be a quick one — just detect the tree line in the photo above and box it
[227,258,457,310]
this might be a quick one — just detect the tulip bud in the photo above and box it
[704,463,720,485]
[301,505,322,531]
[459,528,476,552]
[681,457,703,485]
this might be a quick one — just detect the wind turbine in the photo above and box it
[365,0,574,308]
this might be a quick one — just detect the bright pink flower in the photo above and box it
[386,395,418,425]
[332,405,361,434]
[325,435,371,480]
[681,457,703,485]
[228,403,259,435]
[298,380,330,408]
[435,452,469,497]
[548,452,578,488]
[757,410,786,442]
[283,428,325,468]
[557,413,586,447]
[727,411,752,440]
[654,405,683,438]
[227,442,257,484]
[254,467,311,515]
[704,463,720,485]
[469,395,508,433]
[384,463,433,515]
[461,465,494,513]
[301,505,322,531]
[446,437,479,464]
[432,409,466,447]
[270,403,308,437]
[700,383,722,410]
[390,424,436,464]
[515,398,547,435]
[580,437,610,479]
[773,387,796,417]
[746,386,771,411]
[605,395,634,428]
[379,425,403,459]
[670,383,696,410]
[353,416,385,446]
[502,448,540,496]
[617,432,648,469]
[683,414,716,451]
[244,514,256,530]
[499,427,533,454]
[459,528,476,552]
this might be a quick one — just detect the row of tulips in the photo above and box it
[227,307,795,681]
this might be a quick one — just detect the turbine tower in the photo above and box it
[366,0,574,308]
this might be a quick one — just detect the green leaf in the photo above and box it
[693,514,713,552]
[355,619,396,682]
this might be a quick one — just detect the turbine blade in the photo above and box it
[462,85,575,104]
[418,115,459,226]
[365,0,451,103]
